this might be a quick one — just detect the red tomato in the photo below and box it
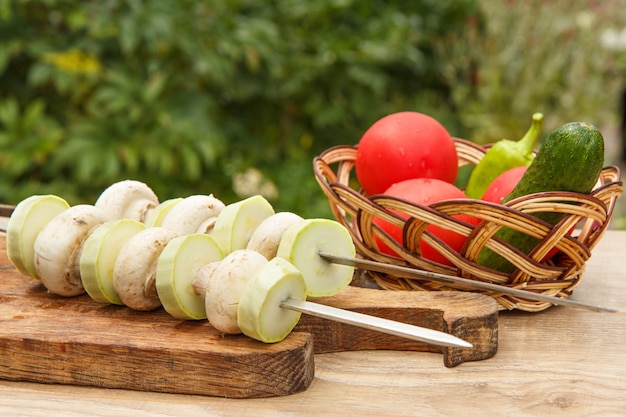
[373,178,479,266]
[481,166,527,204]
[355,112,458,196]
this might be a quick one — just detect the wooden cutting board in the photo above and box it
[0,235,498,398]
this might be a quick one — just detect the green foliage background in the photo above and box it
[1,0,624,219]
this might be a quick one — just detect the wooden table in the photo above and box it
[1,229,625,416]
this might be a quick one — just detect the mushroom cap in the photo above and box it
[34,204,109,297]
[94,179,159,222]
[113,227,178,311]
[205,249,268,334]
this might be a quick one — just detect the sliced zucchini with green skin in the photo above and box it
[80,219,146,305]
[143,198,183,228]
[238,257,307,343]
[276,218,356,297]
[6,195,70,279]
[156,233,224,320]
[210,195,275,255]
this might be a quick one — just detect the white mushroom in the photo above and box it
[113,227,178,311]
[204,249,268,334]
[246,211,304,259]
[94,179,159,222]
[160,194,225,235]
[33,204,109,297]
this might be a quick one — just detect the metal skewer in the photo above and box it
[280,297,473,348]
[318,251,620,314]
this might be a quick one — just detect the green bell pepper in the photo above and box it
[465,113,544,199]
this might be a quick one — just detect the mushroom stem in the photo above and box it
[143,269,159,300]
[191,261,221,297]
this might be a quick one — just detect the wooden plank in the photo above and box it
[0,235,498,398]
[0,264,315,399]
[298,286,498,367]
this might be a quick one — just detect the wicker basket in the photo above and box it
[313,139,624,312]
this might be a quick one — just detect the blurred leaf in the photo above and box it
[22,100,45,131]
[144,72,167,102]
[0,99,18,128]
[180,145,201,180]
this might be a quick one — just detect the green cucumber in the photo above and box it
[477,121,605,273]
